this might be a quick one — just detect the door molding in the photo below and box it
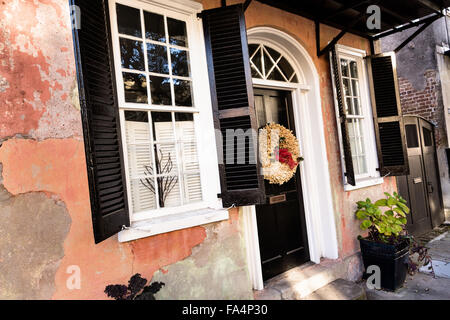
[244,27,338,289]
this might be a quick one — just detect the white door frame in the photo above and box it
[243,27,338,290]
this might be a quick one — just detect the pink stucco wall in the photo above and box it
[0,0,397,299]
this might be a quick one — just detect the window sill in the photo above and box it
[118,208,229,243]
[344,177,384,192]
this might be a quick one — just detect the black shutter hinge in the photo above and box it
[217,193,222,199]
[197,12,203,19]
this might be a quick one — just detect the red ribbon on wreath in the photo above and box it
[275,147,298,170]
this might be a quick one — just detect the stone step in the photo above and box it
[254,255,362,300]
[301,279,367,300]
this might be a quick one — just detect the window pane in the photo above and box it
[266,46,281,61]
[351,80,360,97]
[278,57,294,80]
[267,67,285,81]
[124,111,156,213]
[154,142,181,208]
[423,127,433,146]
[251,47,263,78]
[130,178,157,212]
[263,50,274,76]
[116,4,142,37]
[174,79,192,106]
[184,174,202,203]
[150,76,172,105]
[342,78,350,96]
[346,97,353,114]
[144,11,166,42]
[340,59,349,77]
[123,73,147,103]
[349,137,357,158]
[176,113,198,170]
[249,44,259,57]
[290,74,299,83]
[176,113,201,204]
[125,110,148,123]
[155,143,179,175]
[347,119,355,138]
[170,48,190,77]
[353,98,361,115]
[350,61,358,78]
[406,124,419,148]
[157,176,181,208]
[152,112,174,141]
[167,18,188,47]
[147,43,169,74]
[358,156,367,175]
[120,38,145,71]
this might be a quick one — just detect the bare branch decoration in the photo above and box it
[140,148,178,207]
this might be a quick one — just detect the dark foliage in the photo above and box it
[407,236,434,276]
[105,273,165,300]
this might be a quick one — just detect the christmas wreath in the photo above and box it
[259,123,303,185]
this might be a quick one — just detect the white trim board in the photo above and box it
[245,27,339,290]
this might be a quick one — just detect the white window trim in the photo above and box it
[109,0,227,242]
[331,44,383,191]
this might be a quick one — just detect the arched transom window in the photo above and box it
[249,44,298,83]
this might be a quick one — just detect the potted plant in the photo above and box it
[355,192,410,291]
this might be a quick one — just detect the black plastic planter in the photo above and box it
[359,237,410,291]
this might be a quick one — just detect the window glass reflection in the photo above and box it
[150,76,172,105]
[120,38,145,71]
[147,44,169,74]
[123,72,147,103]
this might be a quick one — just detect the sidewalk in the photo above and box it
[366,272,450,300]
[366,226,450,300]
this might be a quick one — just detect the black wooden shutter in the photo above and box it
[71,0,130,243]
[330,47,356,186]
[367,52,409,176]
[201,4,265,207]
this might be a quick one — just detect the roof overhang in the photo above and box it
[247,0,450,56]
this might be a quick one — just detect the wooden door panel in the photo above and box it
[397,116,444,236]
[407,155,429,225]
[419,119,444,228]
[254,88,309,280]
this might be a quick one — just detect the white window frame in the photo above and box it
[109,0,228,242]
[331,44,383,191]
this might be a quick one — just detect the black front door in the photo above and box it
[397,116,444,235]
[254,88,309,281]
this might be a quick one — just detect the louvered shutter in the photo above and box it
[330,47,356,186]
[71,0,130,243]
[201,4,265,207]
[367,52,409,176]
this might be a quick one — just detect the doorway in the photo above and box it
[244,27,339,291]
[397,116,444,236]
[254,88,310,280]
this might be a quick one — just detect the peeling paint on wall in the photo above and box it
[0,0,82,140]
[151,210,253,300]
[0,184,71,299]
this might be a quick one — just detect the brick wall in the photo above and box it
[398,70,446,146]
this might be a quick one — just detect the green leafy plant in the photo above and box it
[355,192,410,244]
